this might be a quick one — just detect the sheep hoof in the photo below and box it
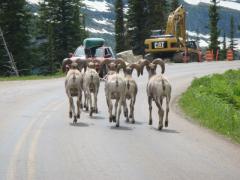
[112,116,116,122]
[109,117,112,123]
[86,107,89,111]
[131,120,135,124]
[129,114,133,118]
[124,110,128,117]
[116,123,119,127]
[69,112,72,118]
[73,117,77,124]
[158,125,163,130]
[126,118,129,123]
[149,120,152,125]
[77,114,80,119]
[90,111,93,117]
[95,109,98,113]
[165,121,168,127]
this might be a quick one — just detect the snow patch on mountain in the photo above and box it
[83,0,112,12]
[93,18,113,26]
[188,30,240,49]
[184,0,240,11]
[27,0,41,4]
[86,27,114,35]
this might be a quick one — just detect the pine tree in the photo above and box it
[0,0,32,75]
[208,0,220,58]
[115,0,125,53]
[38,0,87,73]
[127,0,148,55]
[220,32,227,60]
[229,16,237,51]
[170,0,180,12]
[146,0,168,33]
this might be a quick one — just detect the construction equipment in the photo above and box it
[144,5,199,62]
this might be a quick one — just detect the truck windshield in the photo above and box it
[74,47,85,57]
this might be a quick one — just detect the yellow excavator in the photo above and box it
[144,5,199,62]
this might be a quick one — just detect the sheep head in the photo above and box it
[100,58,126,73]
[140,58,165,76]
[62,58,87,73]
[87,59,100,69]
[100,58,116,71]
[125,63,141,77]
[62,58,72,72]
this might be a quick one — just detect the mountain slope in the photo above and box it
[27,0,240,50]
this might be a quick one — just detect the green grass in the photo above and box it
[0,71,64,81]
[179,69,240,143]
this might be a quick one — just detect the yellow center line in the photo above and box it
[6,100,64,180]
[27,102,64,180]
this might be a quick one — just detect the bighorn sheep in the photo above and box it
[82,60,100,117]
[101,59,127,127]
[141,59,171,130]
[122,63,141,123]
[62,58,85,124]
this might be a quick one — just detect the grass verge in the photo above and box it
[179,69,240,143]
[0,71,64,81]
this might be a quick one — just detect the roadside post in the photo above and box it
[227,49,233,61]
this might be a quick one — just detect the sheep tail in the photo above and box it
[127,80,130,90]
[116,78,119,87]
[91,74,93,82]
[73,73,76,82]
[162,79,166,91]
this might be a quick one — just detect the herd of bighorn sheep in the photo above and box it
[62,57,171,130]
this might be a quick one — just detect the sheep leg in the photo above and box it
[68,94,73,118]
[79,90,83,109]
[94,91,98,113]
[86,91,91,111]
[156,98,164,130]
[148,96,153,125]
[113,98,119,123]
[77,90,81,119]
[70,97,77,123]
[77,98,81,119]
[165,95,170,127]
[89,92,94,117]
[83,91,87,109]
[130,96,136,124]
[116,97,123,127]
[107,96,113,123]
[123,99,129,122]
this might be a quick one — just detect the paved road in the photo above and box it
[0,61,240,180]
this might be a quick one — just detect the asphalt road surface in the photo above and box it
[1,61,240,180]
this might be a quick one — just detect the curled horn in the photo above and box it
[92,59,100,65]
[100,58,114,66]
[140,59,150,75]
[62,58,72,72]
[75,58,87,72]
[115,58,126,72]
[130,63,141,77]
[152,58,165,74]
